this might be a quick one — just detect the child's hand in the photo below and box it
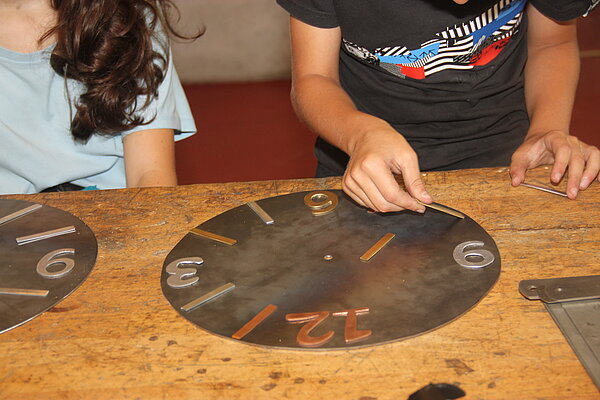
[342,125,432,213]
[509,130,600,199]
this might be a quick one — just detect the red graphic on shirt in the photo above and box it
[400,65,426,80]
[470,37,510,66]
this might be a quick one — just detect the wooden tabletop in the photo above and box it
[1,166,599,399]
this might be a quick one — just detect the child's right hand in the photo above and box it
[342,124,432,213]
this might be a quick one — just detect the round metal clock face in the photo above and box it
[0,199,98,334]
[161,190,500,350]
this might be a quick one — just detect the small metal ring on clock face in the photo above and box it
[0,199,98,334]
[161,190,500,350]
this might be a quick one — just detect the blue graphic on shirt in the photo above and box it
[343,0,527,79]
[379,42,440,65]
[472,0,525,44]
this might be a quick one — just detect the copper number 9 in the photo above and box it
[303,191,339,216]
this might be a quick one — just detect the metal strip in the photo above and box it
[416,200,464,219]
[232,304,278,340]
[247,201,274,225]
[16,226,77,245]
[0,288,49,297]
[360,233,396,262]
[181,283,236,312]
[189,228,237,246]
[521,182,568,198]
[0,204,42,226]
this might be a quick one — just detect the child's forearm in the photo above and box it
[291,73,392,156]
[524,5,580,138]
[123,129,178,188]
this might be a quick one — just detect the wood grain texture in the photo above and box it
[1,167,599,399]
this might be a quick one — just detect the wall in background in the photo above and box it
[171,0,291,84]
[175,81,317,185]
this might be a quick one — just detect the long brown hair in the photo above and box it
[43,0,196,142]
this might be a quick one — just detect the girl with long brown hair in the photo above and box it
[0,0,197,194]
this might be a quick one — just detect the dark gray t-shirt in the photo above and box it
[277,0,596,175]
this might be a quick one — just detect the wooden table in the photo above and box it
[1,167,599,399]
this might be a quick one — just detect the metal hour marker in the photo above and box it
[416,200,464,219]
[247,201,274,225]
[0,288,49,297]
[190,228,237,246]
[521,182,568,198]
[16,226,76,245]
[0,204,42,226]
[360,233,396,262]
[232,304,278,340]
[181,282,236,312]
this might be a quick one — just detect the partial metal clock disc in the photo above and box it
[161,190,500,350]
[0,199,98,334]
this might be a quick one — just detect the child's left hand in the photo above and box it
[509,130,600,199]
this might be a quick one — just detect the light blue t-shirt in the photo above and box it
[0,43,196,195]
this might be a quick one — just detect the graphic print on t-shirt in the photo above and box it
[343,0,526,80]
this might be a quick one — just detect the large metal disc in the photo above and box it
[162,190,500,350]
